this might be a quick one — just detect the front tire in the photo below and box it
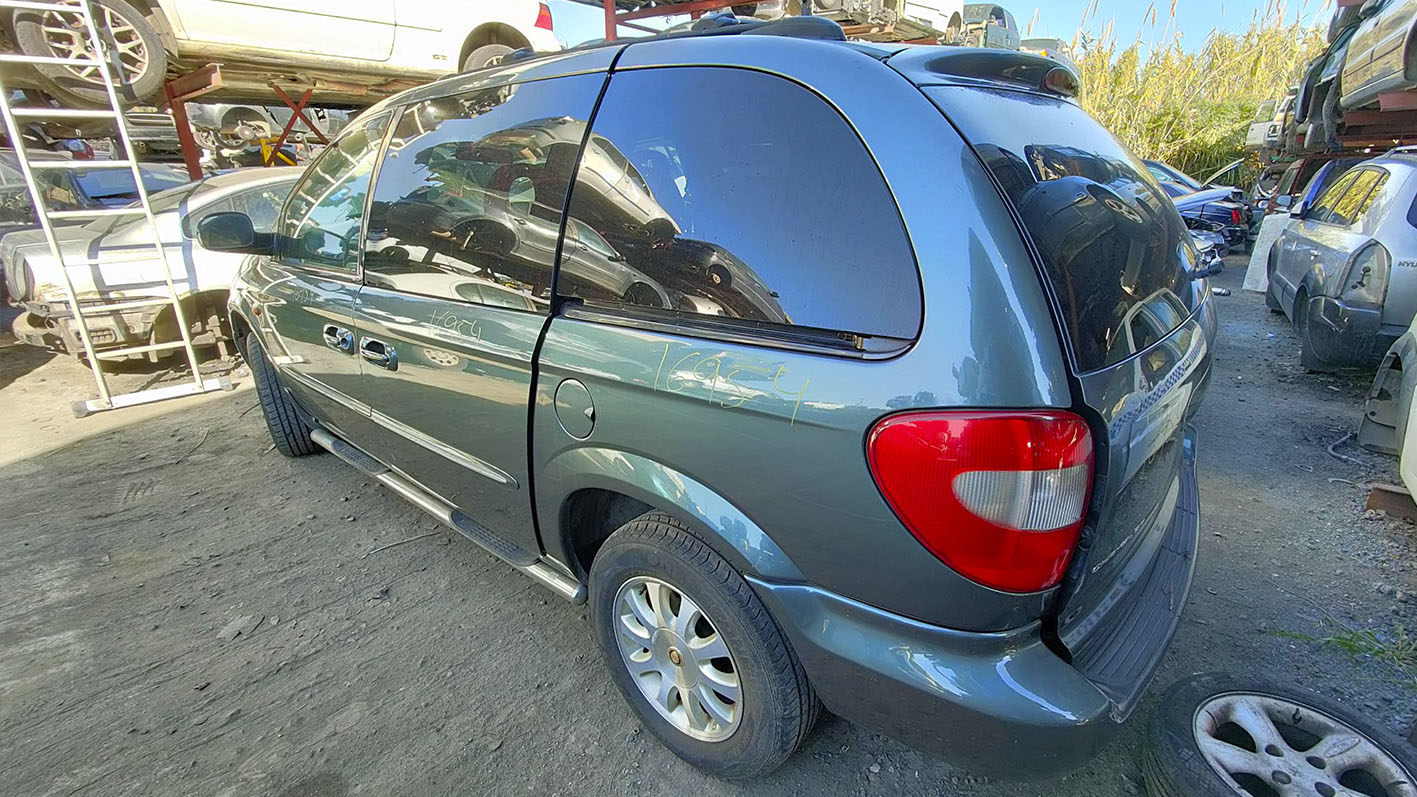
[243,332,319,458]
[590,511,819,780]
[12,0,167,107]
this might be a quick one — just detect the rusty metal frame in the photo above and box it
[601,0,743,40]
[162,64,223,181]
[263,86,329,167]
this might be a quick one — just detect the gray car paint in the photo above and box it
[225,36,1208,777]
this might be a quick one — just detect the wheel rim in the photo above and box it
[1193,692,1416,797]
[41,1,149,86]
[613,575,742,742]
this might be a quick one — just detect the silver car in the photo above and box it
[1266,150,1417,369]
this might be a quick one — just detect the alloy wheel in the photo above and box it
[613,575,742,742]
[41,1,149,86]
[1193,692,1416,797]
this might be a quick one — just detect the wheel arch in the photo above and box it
[544,447,803,583]
[459,22,532,69]
[148,287,231,347]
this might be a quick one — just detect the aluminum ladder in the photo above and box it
[0,0,230,416]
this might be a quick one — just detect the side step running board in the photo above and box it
[310,427,586,604]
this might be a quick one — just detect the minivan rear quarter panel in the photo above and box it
[532,38,1073,632]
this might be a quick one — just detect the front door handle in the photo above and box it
[359,336,398,371]
[322,324,354,353]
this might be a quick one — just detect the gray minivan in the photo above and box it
[202,18,1215,780]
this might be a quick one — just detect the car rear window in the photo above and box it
[923,86,1195,372]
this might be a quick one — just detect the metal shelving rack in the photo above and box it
[0,0,230,416]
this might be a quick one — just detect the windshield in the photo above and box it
[82,180,207,235]
[74,165,189,203]
[924,86,1195,372]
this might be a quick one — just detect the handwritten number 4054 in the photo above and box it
[651,343,810,426]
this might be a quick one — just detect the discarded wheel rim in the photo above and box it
[1193,691,1416,797]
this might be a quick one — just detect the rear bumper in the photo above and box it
[751,430,1201,779]
[1301,295,1402,369]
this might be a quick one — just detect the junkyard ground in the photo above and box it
[5,257,1417,795]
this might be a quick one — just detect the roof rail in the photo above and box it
[1386,145,1417,156]
[457,12,846,76]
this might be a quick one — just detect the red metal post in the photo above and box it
[161,66,225,181]
[604,0,617,40]
[164,86,204,181]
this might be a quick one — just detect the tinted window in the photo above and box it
[279,113,390,273]
[1327,167,1387,227]
[364,75,601,308]
[559,67,920,343]
[1308,170,1359,224]
[925,86,1194,372]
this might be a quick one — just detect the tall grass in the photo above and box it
[1061,0,1329,179]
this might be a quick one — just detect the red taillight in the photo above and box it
[867,411,1094,593]
[535,2,553,30]
[1231,209,1243,225]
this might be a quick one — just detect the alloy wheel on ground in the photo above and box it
[1193,692,1414,797]
[612,575,742,743]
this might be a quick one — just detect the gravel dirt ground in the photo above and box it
[5,257,1417,796]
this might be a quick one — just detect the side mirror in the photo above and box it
[197,212,267,254]
[1274,194,1293,209]
[1289,198,1308,219]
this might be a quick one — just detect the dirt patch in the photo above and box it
[3,258,1417,795]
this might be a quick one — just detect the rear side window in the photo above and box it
[1308,170,1359,224]
[1327,167,1388,227]
[924,86,1193,372]
[559,66,921,344]
[363,74,603,308]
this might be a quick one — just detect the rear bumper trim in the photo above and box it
[1066,428,1200,718]
[1302,295,1401,369]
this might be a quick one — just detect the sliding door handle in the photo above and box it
[322,324,354,353]
[359,336,398,371]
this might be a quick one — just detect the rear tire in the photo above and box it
[243,332,319,458]
[1292,287,1309,333]
[461,43,513,72]
[12,0,167,107]
[589,511,819,779]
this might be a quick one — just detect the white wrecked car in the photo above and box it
[3,168,298,361]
